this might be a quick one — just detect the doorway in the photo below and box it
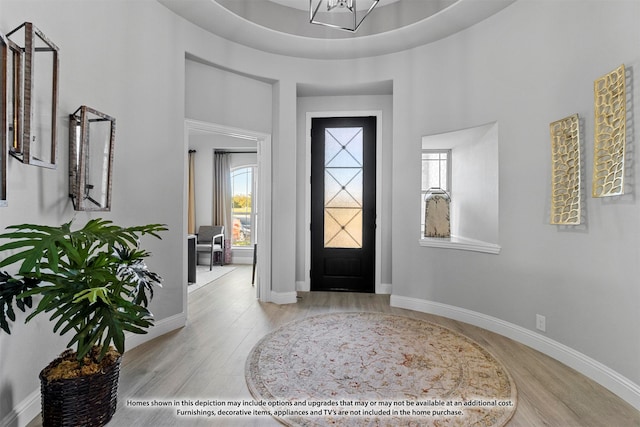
[310,116,376,292]
[184,119,271,304]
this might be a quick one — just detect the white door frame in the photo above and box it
[184,119,272,303]
[304,111,383,293]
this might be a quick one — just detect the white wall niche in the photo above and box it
[420,122,500,254]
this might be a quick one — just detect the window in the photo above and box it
[230,166,256,247]
[421,149,451,236]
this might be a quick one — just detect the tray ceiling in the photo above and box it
[158,0,516,59]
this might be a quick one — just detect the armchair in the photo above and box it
[196,225,225,270]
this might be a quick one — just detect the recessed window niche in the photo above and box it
[420,122,500,254]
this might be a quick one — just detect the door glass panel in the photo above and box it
[324,127,363,248]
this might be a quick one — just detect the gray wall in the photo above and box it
[185,59,273,135]
[0,1,186,423]
[185,58,270,235]
[1,0,640,424]
[391,0,640,386]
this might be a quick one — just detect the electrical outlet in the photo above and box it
[536,314,546,332]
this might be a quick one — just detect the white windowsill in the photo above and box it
[419,235,501,254]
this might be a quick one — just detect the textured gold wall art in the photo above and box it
[550,114,581,225]
[593,64,626,197]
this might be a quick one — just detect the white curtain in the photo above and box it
[213,151,232,263]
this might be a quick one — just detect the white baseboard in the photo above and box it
[270,291,298,304]
[377,282,392,294]
[125,312,187,350]
[390,294,640,411]
[4,312,187,427]
[296,280,308,292]
[0,389,40,427]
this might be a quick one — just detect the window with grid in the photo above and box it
[230,166,256,247]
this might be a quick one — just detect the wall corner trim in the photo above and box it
[390,294,640,411]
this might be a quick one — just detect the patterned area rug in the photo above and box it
[246,312,517,426]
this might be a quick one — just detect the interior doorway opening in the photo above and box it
[184,119,272,307]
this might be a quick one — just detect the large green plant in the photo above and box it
[0,218,167,362]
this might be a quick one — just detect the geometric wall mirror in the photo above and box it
[69,106,116,211]
[6,22,59,169]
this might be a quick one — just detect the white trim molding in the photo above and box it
[296,280,308,292]
[377,282,392,294]
[271,291,298,305]
[125,312,187,350]
[419,236,501,254]
[0,389,39,427]
[390,294,640,411]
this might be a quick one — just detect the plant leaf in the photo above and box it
[0,219,166,359]
[73,287,111,305]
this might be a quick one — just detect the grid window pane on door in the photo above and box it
[324,127,363,248]
[421,150,451,235]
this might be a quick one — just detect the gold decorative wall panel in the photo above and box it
[550,114,581,225]
[593,64,626,197]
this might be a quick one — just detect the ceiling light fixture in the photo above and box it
[309,0,379,32]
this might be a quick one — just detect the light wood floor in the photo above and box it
[28,265,639,426]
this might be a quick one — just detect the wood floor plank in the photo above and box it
[26,265,639,426]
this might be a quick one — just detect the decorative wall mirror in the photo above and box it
[6,22,59,169]
[0,34,8,207]
[69,106,116,211]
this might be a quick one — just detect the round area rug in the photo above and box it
[245,312,517,427]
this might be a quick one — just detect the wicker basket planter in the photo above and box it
[39,352,121,427]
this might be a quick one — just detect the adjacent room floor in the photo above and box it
[28,265,640,426]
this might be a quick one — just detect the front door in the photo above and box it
[311,116,376,293]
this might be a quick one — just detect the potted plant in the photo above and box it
[0,218,167,426]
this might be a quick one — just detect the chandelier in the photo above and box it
[309,0,379,32]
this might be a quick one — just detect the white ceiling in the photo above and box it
[157,0,516,60]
